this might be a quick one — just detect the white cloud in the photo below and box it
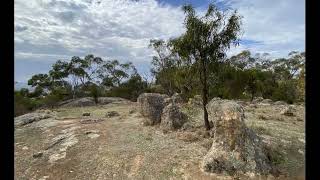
[227,0,305,58]
[14,0,305,81]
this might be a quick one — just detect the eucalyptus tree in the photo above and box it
[99,60,136,87]
[170,4,242,130]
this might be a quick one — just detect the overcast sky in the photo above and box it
[14,0,305,82]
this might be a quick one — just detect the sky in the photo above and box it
[14,0,305,83]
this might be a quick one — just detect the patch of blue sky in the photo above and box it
[157,0,233,9]
[239,39,263,46]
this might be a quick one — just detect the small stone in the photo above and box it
[298,138,305,143]
[298,149,304,155]
[87,133,100,139]
[22,146,28,150]
[105,111,120,118]
[33,152,43,158]
[69,170,73,173]
[82,112,90,116]
[281,106,295,116]
[39,176,49,180]
[258,114,269,120]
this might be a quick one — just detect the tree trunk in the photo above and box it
[202,88,210,130]
[201,58,211,130]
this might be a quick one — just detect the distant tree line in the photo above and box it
[14,55,150,116]
[149,39,305,104]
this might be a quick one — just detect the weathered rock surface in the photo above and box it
[105,111,120,117]
[281,105,295,116]
[161,103,187,130]
[15,113,54,127]
[260,99,273,104]
[62,97,95,107]
[80,119,104,124]
[137,93,167,125]
[60,97,129,107]
[171,93,183,104]
[252,97,264,104]
[202,99,272,176]
[98,97,129,105]
[164,93,184,107]
[188,95,202,106]
[33,152,44,158]
[274,101,287,105]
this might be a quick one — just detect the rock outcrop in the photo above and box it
[60,97,129,107]
[61,97,95,107]
[202,99,272,176]
[14,112,54,127]
[171,93,183,104]
[161,103,187,130]
[260,99,272,104]
[274,101,287,105]
[137,93,167,125]
[98,97,129,105]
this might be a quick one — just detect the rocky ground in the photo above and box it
[14,97,305,180]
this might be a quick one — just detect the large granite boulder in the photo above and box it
[137,93,167,125]
[202,99,272,176]
[161,103,187,130]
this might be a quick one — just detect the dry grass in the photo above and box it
[14,100,305,180]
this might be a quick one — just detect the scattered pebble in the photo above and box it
[298,138,305,143]
[39,176,49,180]
[298,149,304,155]
[82,112,90,116]
[88,133,100,139]
[33,152,43,158]
[22,146,28,150]
[105,111,120,117]
[49,152,66,163]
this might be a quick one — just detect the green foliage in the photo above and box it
[28,73,51,88]
[144,84,166,94]
[272,80,298,104]
[14,92,42,116]
[29,86,45,98]
[106,74,148,101]
[89,84,101,104]
[168,3,242,129]
[19,88,29,97]
[41,94,61,108]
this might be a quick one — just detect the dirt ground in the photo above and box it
[14,100,305,180]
